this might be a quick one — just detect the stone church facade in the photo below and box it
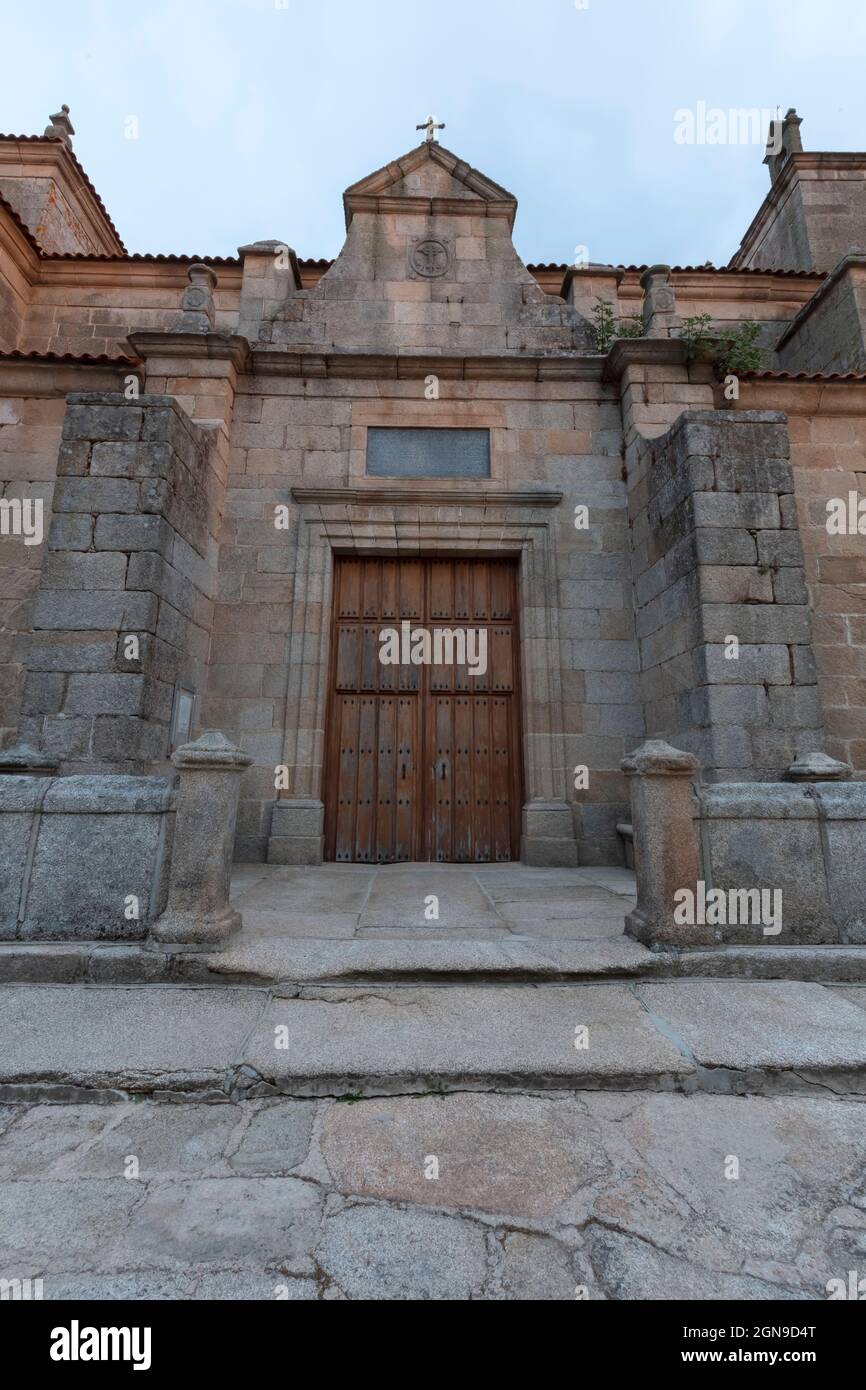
[2,106,866,898]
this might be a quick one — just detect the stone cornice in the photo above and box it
[602,338,688,383]
[291,485,563,508]
[345,194,514,225]
[0,354,141,397]
[730,378,866,414]
[251,348,606,383]
[37,258,243,291]
[128,330,251,370]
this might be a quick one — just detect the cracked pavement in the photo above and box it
[3,865,866,1300]
[1,1089,865,1300]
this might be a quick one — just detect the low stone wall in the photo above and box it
[0,773,174,940]
[625,739,866,948]
[698,780,865,945]
[0,731,250,944]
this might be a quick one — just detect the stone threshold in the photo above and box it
[2,938,866,986]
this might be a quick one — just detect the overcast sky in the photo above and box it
[3,0,866,268]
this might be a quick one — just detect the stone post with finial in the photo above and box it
[176,263,218,332]
[151,731,252,945]
[43,105,75,145]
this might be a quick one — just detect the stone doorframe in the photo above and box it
[266,484,578,867]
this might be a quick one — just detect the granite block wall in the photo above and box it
[0,395,64,747]
[777,256,866,375]
[15,392,219,773]
[204,374,641,863]
[627,409,823,779]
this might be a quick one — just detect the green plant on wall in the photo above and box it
[675,314,765,375]
[715,320,764,376]
[592,298,645,353]
[677,313,713,363]
[592,297,617,354]
[616,314,645,340]
[593,301,763,370]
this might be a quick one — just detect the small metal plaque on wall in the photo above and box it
[170,686,196,751]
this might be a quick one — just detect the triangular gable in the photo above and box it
[342,142,518,230]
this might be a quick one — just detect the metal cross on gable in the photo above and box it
[416,115,445,144]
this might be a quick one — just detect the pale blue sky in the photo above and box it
[2,0,865,267]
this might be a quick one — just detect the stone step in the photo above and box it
[3,938,866,986]
[1,980,865,1101]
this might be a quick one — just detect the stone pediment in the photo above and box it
[343,142,518,230]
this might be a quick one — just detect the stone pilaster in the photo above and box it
[237,240,302,343]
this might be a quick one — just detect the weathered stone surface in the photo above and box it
[638,980,866,1070]
[317,1092,607,1217]
[61,1103,239,1177]
[43,1272,193,1301]
[0,985,265,1087]
[361,865,504,929]
[315,1202,488,1300]
[702,810,831,945]
[24,811,163,939]
[246,984,692,1091]
[585,1226,799,1301]
[152,732,252,945]
[622,739,704,947]
[229,1100,317,1174]
[205,934,648,983]
[495,1231,581,1300]
[123,1176,321,1271]
[788,751,853,782]
[0,1103,110,1178]
[0,1178,143,1273]
[2,1088,864,1299]
[0,788,36,937]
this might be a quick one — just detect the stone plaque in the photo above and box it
[367,427,490,478]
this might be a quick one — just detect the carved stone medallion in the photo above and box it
[409,238,450,278]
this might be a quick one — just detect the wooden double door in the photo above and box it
[324,557,523,864]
